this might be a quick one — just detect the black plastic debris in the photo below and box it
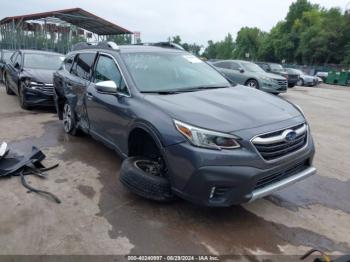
[0,144,61,204]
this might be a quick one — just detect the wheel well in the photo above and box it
[128,128,161,160]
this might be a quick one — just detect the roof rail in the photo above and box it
[140,42,185,50]
[71,41,120,51]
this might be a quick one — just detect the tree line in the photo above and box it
[171,0,350,66]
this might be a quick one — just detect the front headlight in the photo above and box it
[261,76,273,82]
[24,79,40,89]
[174,120,240,150]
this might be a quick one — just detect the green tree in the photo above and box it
[233,27,265,60]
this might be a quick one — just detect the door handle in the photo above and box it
[67,83,73,88]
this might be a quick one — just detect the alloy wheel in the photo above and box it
[135,160,162,177]
[247,80,258,88]
[63,104,72,133]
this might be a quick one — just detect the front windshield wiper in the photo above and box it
[140,91,180,95]
[140,85,231,95]
[178,85,231,92]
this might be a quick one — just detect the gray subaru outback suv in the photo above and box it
[54,42,316,207]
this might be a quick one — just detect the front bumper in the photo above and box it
[23,87,55,107]
[261,81,287,93]
[164,120,315,207]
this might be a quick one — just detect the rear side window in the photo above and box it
[72,53,96,80]
[215,61,231,69]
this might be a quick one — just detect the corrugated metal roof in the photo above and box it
[0,8,132,35]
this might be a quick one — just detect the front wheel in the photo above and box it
[120,157,176,202]
[246,79,259,89]
[19,82,30,110]
[297,79,304,86]
[4,74,15,95]
[62,102,80,135]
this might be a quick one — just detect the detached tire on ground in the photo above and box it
[120,157,176,202]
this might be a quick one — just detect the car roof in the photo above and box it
[17,49,63,56]
[68,44,185,56]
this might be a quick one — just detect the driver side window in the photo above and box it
[93,55,129,95]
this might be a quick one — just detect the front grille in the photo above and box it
[289,74,299,81]
[274,79,288,88]
[31,83,54,95]
[254,161,308,190]
[252,124,308,161]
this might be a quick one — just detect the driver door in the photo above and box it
[86,54,131,152]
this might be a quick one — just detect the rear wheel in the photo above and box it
[62,102,80,135]
[246,79,259,89]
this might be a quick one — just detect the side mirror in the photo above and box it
[266,68,271,72]
[14,62,21,70]
[95,80,118,94]
[239,68,245,73]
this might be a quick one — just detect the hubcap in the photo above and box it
[247,81,257,88]
[135,160,161,176]
[63,104,72,133]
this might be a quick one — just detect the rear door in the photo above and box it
[68,52,97,130]
[86,53,131,152]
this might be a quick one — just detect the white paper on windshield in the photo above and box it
[183,55,203,63]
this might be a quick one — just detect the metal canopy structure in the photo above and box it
[0,8,132,53]
[0,8,132,35]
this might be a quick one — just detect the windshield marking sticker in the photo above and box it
[183,55,203,63]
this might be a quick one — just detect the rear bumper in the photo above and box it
[23,88,55,107]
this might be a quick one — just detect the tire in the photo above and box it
[19,82,30,110]
[120,157,176,202]
[4,74,15,95]
[288,84,295,88]
[62,101,80,135]
[246,79,259,89]
[297,79,304,86]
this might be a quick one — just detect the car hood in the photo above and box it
[21,68,55,84]
[258,72,286,80]
[144,85,301,133]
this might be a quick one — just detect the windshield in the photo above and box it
[121,52,230,92]
[3,51,14,62]
[270,63,284,72]
[241,62,266,73]
[24,53,64,70]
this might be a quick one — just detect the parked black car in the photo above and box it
[53,42,316,207]
[0,49,14,82]
[3,50,64,109]
[256,62,299,87]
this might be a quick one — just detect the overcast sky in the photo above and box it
[0,0,349,45]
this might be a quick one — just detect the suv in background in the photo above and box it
[0,49,14,82]
[54,42,316,207]
[3,50,64,109]
[212,60,287,94]
[256,62,299,87]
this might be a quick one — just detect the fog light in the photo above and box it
[209,187,216,199]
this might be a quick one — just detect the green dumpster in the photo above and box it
[325,71,340,85]
[338,72,350,86]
